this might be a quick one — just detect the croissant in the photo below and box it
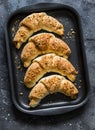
[13,12,64,49]
[21,33,71,67]
[24,54,78,88]
[29,75,78,107]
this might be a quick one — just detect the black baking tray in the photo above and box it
[5,3,90,115]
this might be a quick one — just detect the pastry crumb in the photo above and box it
[74,83,77,86]
[19,92,23,96]
[79,80,82,82]
[20,81,23,84]
[15,56,18,59]
[78,86,81,88]
[70,28,73,31]
[17,64,22,71]
[12,27,15,32]
[72,30,76,34]
[66,36,68,39]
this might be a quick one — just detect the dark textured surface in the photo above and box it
[0,0,95,129]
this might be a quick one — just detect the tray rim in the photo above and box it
[5,2,90,115]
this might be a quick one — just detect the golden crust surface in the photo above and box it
[13,26,31,49]
[24,54,78,88]
[29,75,78,107]
[24,62,45,88]
[13,12,64,49]
[21,33,71,67]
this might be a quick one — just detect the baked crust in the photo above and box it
[21,33,71,67]
[24,54,78,88]
[29,75,78,107]
[13,12,64,49]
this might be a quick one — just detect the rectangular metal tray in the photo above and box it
[5,3,90,115]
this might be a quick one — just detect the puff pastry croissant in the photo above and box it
[29,75,78,107]
[13,12,64,49]
[24,53,78,88]
[21,33,71,67]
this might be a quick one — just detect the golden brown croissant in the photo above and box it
[29,75,78,107]
[13,12,64,49]
[21,33,71,67]
[24,54,78,88]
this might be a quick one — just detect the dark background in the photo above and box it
[0,0,95,130]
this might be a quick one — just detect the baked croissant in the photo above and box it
[24,54,78,88]
[21,33,71,67]
[13,12,64,49]
[29,75,78,107]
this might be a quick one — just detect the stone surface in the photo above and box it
[0,0,95,130]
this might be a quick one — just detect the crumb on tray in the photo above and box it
[20,81,24,84]
[78,86,81,88]
[17,64,22,71]
[12,27,15,33]
[19,92,23,96]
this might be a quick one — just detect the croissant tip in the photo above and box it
[14,42,21,49]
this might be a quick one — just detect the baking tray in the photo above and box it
[5,3,90,115]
